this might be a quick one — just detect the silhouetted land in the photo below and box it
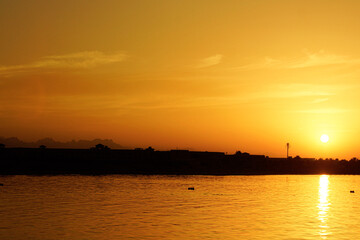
[1,146,360,175]
[0,137,123,149]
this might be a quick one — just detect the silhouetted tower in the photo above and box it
[286,143,290,158]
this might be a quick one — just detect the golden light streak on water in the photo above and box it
[318,175,330,239]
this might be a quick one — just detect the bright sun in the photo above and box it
[320,134,329,143]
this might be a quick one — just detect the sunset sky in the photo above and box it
[1,0,360,158]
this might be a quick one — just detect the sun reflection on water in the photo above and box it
[318,175,330,239]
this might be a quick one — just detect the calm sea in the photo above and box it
[1,175,360,239]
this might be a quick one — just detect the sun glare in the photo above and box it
[320,134,329,143]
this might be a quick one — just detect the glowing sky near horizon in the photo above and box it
[1,0,360,159]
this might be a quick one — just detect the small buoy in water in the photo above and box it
[0,183,3,186]
[188,187,195,190]
[350,190,355,193]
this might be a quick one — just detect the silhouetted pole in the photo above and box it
[286,143,289,159]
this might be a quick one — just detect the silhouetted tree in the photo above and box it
[146,146,154,152]
[95,144,105,150]
[235,151,242,156]
[93,144,110,150]
[242,152,250,157]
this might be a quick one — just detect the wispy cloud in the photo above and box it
[121,84,343,110]
[293,108,351,114]
[236,50,360,70]
[0,51,127,75]
[247,83,337,101]
[196,54,223,68]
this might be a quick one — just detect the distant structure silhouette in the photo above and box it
[286,143,290,159]
[39,145,46,149]
[0,143,5,149]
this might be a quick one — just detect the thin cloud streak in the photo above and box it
[196,54,223,68]
[236,50,360,71]
[246,83,340,101]
[101,83,342,110]
[0,51,127,75]
[0,82,346,115]
[293,108,351,114]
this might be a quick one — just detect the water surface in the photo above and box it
[1,175,360,239]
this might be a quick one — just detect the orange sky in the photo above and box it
[1,0,360,158]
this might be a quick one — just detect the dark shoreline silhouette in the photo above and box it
[0,137,123,149]
[1,147,360,175]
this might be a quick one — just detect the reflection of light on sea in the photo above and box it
[318,175,330,239]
